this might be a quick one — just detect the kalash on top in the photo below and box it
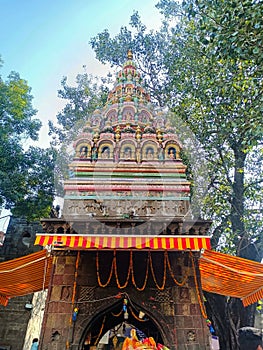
[61,49,200,235]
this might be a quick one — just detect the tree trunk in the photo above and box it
[231,147,245,244]
[205,147,259,349]
[205,293,257,350]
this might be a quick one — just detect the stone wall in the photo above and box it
[0,217,43,261]
[0,295,33,350]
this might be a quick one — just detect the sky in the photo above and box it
[0,0,162,147]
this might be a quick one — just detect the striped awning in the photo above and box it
[35,234,211,251]
[200,249,263,307]
[0,249,52,306]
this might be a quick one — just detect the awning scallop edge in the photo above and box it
[200,249,263,306]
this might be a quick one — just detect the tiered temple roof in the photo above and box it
[40,50,211,239]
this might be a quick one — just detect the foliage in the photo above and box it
[48,72,111,191]
[179,0,263,64]
[49,72,109,147]
[0,63,56,220]
[90,12,172,107]
[157,0,263,257]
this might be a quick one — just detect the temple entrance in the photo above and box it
[79,298,164,350]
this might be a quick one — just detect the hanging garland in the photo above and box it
[165,251,190,287]
[96,250,114,287]
[128,306,148,322]
[111,308,123,317]
[149,251,166,291]
[110,299,148,322]
[114,249,131,289]
[66,251,81,349]
[71,251,80,307]
[96,250,192,292]
[94,315,106,346]
[131,250,149,291]
[190,252,207,319]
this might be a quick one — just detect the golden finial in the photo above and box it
[136,125,141,141]
[127,49,133,60]
[115,125,121,142]
[156,128,163,143]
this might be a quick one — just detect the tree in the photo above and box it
[90,12,173,107]
[48,71,111,191]
[159,3,263,347]
[0,61,56,220]
[90,3,263,348]
[49,72,109,147]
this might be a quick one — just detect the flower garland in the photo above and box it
[190,252,207,319]
[114,249,131,289]
[66,251,81,349]
[96,250,114,287]
[131,250,149,291]
[71,251,80,306]
[96,250,193,293]
[165,251,190,287]
[94,315,106,346]
[149,251,166,291]
[111,308,123,317]
[128,306,148,322]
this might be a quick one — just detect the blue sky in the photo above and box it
[0,0,162,147]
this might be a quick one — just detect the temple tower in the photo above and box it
[36,51,212,350]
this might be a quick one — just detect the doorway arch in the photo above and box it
[76,297,169,350]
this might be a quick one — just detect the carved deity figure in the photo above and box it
[79,146,88,158]
[124,147,132,160]
[91,145,98,162]
[168,147,176,160]
[101,146,110,159]
[146,147,154,160]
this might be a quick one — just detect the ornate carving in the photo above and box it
[79,286,95,302]
[61,286,72,301]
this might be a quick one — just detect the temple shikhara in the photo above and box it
[33,50,212,350]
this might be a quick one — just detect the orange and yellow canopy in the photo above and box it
[0,249,52,306]
[200,249,263,307]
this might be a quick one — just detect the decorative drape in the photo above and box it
[200,249,263,306]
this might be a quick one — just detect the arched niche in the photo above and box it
[164,142,180,160]
[138,109,152,124]
[75,298,169,350]
[75,141,92,159]
[90,115,101,128]
[121,106,136,123]
[154,116,165,129]
[106,109,118,124]
[97,141,114,160]
[119,140,136,161]
[141,141,159,161]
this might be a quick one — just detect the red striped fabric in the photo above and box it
[35,234,211,251]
